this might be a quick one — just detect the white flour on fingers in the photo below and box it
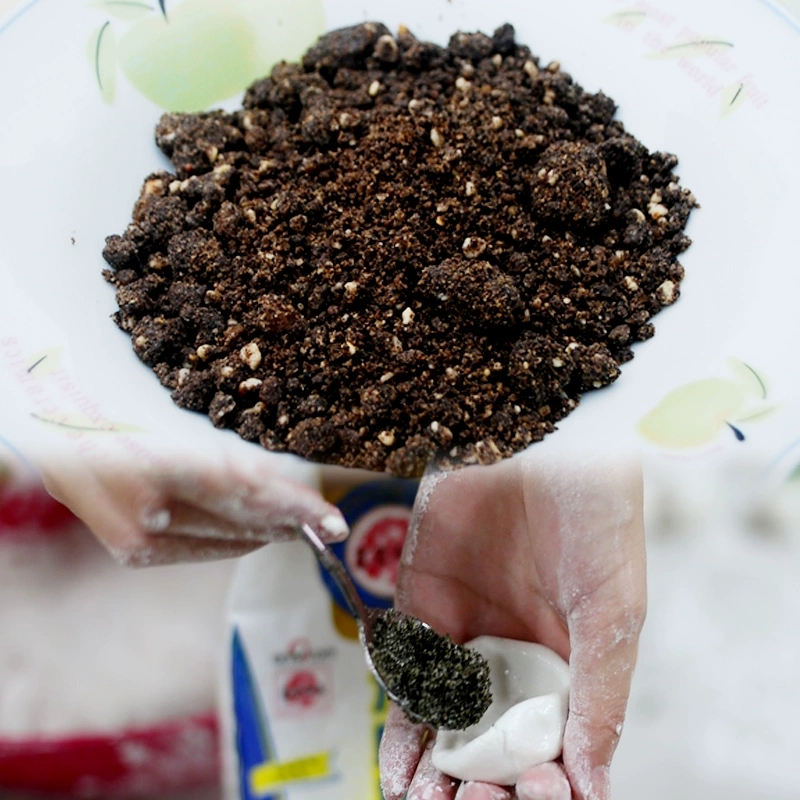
[407,741,458,800]
[379,704,427,800]
[402,467,449,567]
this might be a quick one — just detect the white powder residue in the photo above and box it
[518,452,644,800]
[402,466,449,567]
[516,762,571,800]
[455,782,512,800]
[379,704,426,800]
[132,456,344,545]
[406,740,457,800]
[561,713,594,800]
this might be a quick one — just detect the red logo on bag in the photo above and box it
[276,664,333,716]
[283,670,323,708]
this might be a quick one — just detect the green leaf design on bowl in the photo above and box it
[638,360,774,449]
[90,1,154,21]
[733,405,777,424]
[115,0,325,112]
[720,81,747,118]
[31,412,143,434]
[638,378,746,448]
[87,21,118,104]
[726,357,767,399]
[647,38,734,60]
[779,0,800,17]
[26,348,61,376]
[603,10,647,29]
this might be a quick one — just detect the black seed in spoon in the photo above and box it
[367,609,492,730]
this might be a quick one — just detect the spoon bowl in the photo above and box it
[299,523,422,716]
[299,523,492,730]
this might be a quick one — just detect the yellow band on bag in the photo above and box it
[249,751,332,795]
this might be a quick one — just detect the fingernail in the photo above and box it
[140,507,171,532]
[517,765,571,800]
[108,544,155,567]
[454,783,472,800]
[455,782,511,800]
[319,511,349,541]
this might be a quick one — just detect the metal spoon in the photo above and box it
[299,523,492,730]
[299,522,425,722]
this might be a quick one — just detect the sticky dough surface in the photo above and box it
[431,636,570,785]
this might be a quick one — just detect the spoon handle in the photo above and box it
[299,523,372,633]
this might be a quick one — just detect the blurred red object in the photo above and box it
[0,713,220,797]
[0,482,76,535]
[0,472,223,796]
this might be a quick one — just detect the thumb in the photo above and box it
[520,453,645,800]
[562,570,646,800]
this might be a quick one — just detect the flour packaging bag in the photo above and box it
[220,473,417,800]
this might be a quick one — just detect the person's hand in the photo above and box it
[41,452,347,566]
[379,452,646,800]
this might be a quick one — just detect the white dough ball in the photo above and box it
[431,636,570,785]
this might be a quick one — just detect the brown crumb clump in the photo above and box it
[103,23,697,477]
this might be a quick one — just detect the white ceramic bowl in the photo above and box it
[1,0,799,475]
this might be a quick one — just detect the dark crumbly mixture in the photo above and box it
[103,22,697,477]
[368,609,492,730]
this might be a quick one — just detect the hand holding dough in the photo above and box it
[378,454,646,800]
[431,637,569,785]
